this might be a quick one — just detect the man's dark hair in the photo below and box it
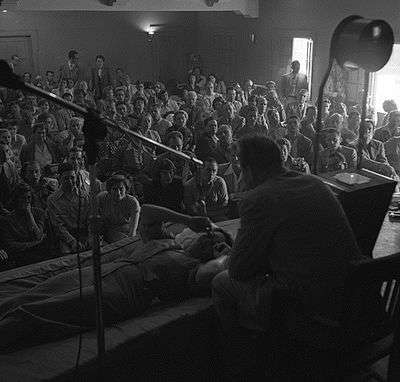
[166,131,183,144]
[241,104,258,119]
[68,50,78,60]
[287,115,300,124]
[276,137,292,151]
[348,110,360,119]
[59,162,74,175]
[37,113,52,123]
[204,157,217,165]
[32,122,46,134]
[322,127,341,137]
[21,161,40,179]
[239,135,282,172]
[96,54,105,62]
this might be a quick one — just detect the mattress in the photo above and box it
[0,220,240,381]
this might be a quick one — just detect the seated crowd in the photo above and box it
[0,50,399,271]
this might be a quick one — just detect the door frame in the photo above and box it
[0,29,39,74]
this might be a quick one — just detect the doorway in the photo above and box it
[0,35,34,75]
[292,37,313,95]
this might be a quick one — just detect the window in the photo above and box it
[371,44,400,114]
[292,37,313,94]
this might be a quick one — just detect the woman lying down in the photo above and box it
[0,205,232,351]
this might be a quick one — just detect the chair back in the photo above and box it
[341,253,400,343]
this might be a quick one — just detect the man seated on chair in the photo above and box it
[212,135,361,335]
[0,205,231,350]
[47,162,91,254]
[355,119,397,178]
[317,128,357,173]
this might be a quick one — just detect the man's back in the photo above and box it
[230,171,361,315]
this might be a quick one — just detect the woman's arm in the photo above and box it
[141,204,212,232]
[129,199,141,237]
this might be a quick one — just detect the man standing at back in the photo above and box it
[212,135,361,333]
[58,50,81,86]
[279,60,308,105]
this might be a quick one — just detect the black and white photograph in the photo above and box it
[0,0,399,380]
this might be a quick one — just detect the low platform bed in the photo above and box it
[0,221,240,381]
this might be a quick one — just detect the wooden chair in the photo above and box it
[267,252,400,381]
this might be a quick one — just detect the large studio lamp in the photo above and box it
[313,15,396,258]
[313,15,394,172]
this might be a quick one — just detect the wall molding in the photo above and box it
[4,0,258,18]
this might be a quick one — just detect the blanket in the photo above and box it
[0,239,199,352]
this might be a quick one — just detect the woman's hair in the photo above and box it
[106,174,130,193]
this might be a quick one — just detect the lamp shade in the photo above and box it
[331,15,394,72]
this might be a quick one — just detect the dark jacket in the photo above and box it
[20,142,58,167]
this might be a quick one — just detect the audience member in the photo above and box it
[20,122,57,171]
[266,108,287,141]
[341,110,360,145]
[237,105,267,138]
[285,89,308,120]
[381,99,397,127]
[167,110,194,151]
[0,144,18,209]
[374,110,400,143]
[285,115,313,166]
[90,54,112,100]
[184,157,228,222]
[150,102,172,141]
[356,119,397,178]
[144,158,184,212]
[47,163,91,254]
[0,183,48,267]
[318,128,357,172]
[96,174,140,244]
[279,60,308,105]
[219,102,245,138]
[276,137,310,173]
[196,117,220,161]
[21,161,58,210]
[159,131,192,182]
[58,50,81,86]
[225,87,242,115]
[300,105,317,141]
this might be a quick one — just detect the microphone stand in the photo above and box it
[0,60,203,376]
